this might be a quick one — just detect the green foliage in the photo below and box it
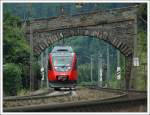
[138,4,147,19]
[3,63,22,96]
[134,28,147,90]
[21,65,30,89]
[17,88,30,96]
[78,64,90,83]
[109,77,118,89]
[3,12,30,64]
[138,4,147,30]
[3,12,30,95]
[33,60,41,81]
[3,3,130,19]
[137,29,147,62]
[78,63,98,84]
[135,66,147,90]
[133,4,147,90]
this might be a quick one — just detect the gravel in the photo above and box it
[3,87,120,108]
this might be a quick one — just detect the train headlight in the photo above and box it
[54,67,59,71]
[66,66,71,71]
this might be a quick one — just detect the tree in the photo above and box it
[3,63,22,96]
[3,12,30,64]
[133,4,147,90]
[3,12,30,95]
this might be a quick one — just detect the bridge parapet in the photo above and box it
[25,6,137,34]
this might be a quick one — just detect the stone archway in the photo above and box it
[24,6,138,89]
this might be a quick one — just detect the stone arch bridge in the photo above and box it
[24,6,138,89]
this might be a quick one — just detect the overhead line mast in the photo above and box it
[28,3,34,93]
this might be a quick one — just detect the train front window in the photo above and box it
[52,56,72,67]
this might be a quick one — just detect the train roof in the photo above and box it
[51,46,74,53]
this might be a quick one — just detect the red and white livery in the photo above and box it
[48,46,77,89]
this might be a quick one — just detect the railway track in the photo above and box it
[4,89,69,101]
[3,86,147,112]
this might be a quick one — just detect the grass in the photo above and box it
[17,89,30,96]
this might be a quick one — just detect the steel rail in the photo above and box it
[3,86,147,112]
[3,87,80,101]
[3,90,128,112]
[88,86,147,93]
[4,91,146,112]
[3,91,71,101]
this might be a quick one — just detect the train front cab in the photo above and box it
[48,53,77,88]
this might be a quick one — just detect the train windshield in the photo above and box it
[52,56,72,67]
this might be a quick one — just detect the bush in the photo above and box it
[3,63,22,96]
[17,88,30,96]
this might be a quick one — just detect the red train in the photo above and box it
[48,46,77,90]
